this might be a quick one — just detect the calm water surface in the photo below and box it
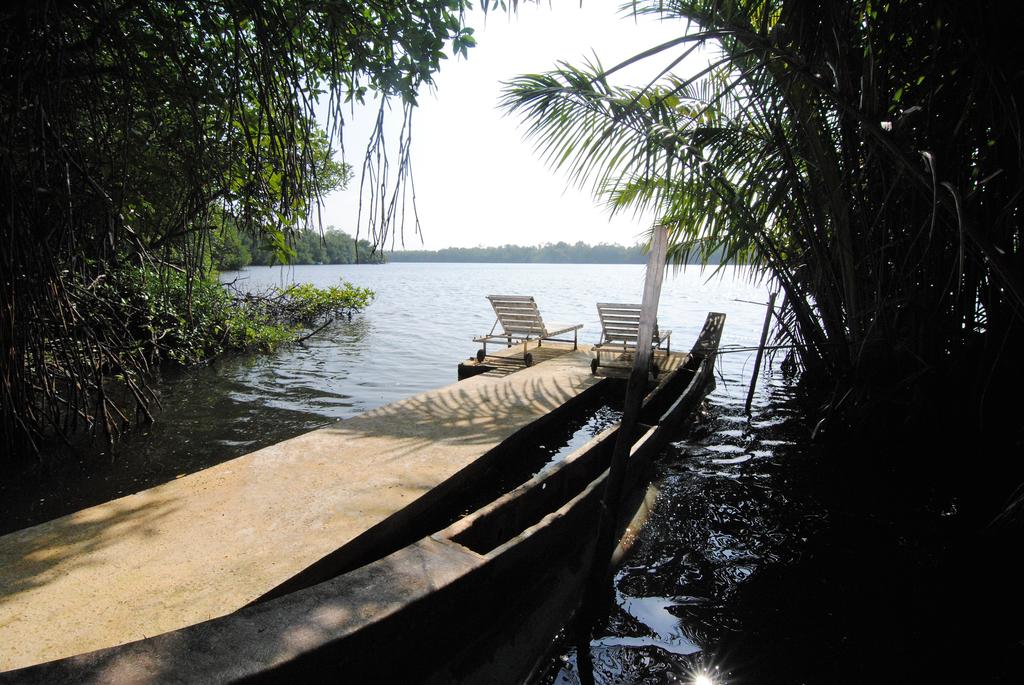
[214,263,773,416]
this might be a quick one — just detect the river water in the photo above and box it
[4,264,1018,682]
[0,263,774,532]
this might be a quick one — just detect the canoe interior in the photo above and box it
[425,313,722,682]
[254,373,619,603]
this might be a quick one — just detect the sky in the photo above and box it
[319,3,711,251]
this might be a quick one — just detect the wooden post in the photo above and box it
[745,291,777,414]
[602,225,667,529]
[575,226,668,643]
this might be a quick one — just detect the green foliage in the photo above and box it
[1,1,472,450]
[211,223,252,272]
[109,267,374,364]
[212,225,385,268]
[221,310,296,355]
[233,227,385,268]
[272,283,375,328]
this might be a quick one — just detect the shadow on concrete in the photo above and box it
[1,538,482,684]
[0,350,600,672]
[0,494,179,605]
[251,351,610,602]
[0,493,180,671]
[321,351,600,457]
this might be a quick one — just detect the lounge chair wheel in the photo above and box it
[524,352,534,367]
[591,358,599,375]
[476,349,485,363]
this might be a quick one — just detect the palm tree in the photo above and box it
[501,0,1024,437]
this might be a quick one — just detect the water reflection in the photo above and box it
[538,364,815,685]
[537,348,1016,683]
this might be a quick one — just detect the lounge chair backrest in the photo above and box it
[596,302,659,345]
[487,295,547,338]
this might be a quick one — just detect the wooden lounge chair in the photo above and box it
[591,302,672,376]
[473,295,582,367]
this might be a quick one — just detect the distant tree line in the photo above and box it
[213,225,385,270]
[387,241,724,264]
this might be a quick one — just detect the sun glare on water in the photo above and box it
[693,675,715,685]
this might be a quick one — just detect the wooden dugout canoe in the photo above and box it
[1,312,725,685]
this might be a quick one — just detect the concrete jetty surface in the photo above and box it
[0,344,600,671]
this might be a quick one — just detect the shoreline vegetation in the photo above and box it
[1,0,474,451]
[34,265,375,445]
[149,273,375,363]
[215,232,727,267]
[213,225,386,270]
[386,242,701,264]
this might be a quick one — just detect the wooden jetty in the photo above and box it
[0,312,724,682]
